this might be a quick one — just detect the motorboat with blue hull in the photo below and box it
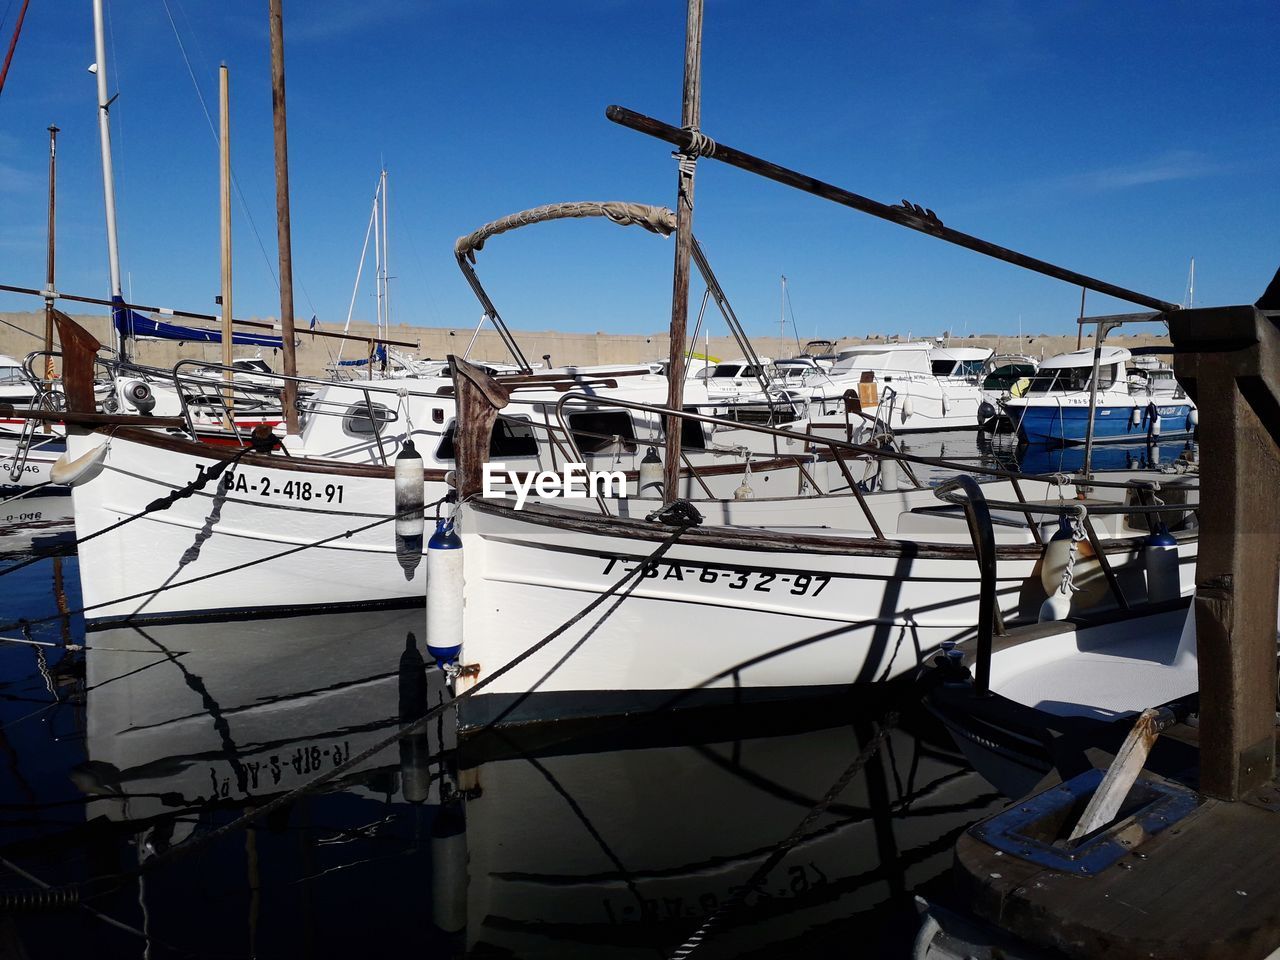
[1003,346,1197,446]
[1015,398,1195,446]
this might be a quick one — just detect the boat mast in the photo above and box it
[661,0,705,500]
[381,166,390,341]
[778,275,786,358]
[219,63,234,416]
[91,0,125,358]
[373,173,383,380]
[43,124,58,385]
[268,0,300,434]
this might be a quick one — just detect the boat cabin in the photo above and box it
[831,342,934,376]
[928,346,994,380]
[1023,346,1131,395]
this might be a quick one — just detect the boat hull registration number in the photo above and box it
[602,556,831,596]
[217,469,346,504]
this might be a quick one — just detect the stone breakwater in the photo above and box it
[0,311,1173,377]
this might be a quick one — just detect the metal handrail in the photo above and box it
[934,475,997,694]
[548,391,1193,492]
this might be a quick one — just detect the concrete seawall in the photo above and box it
[0,311,1173,377]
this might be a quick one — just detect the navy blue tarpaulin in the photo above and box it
[112,296,284,348]
[337,343,388,366]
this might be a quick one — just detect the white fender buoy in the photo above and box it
[878,455,899,492]
[901,395,915,422]
[638,445,663,498]
[430,804,468,934]
[1130,407,1142,427]
[395,439,426,577]
[1187,407,1199,432]
[941,394,951,416]
[1148,403,1162,437]
[50,443,109,487]
[1038,589,1074,622]
[1144,522,1180,603]
[426,516,464,668]
[1038,515,1107,610]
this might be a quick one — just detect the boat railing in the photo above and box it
[534,390,1196,537]
[933,476,1199,695]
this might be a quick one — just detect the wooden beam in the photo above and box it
[50,309,100,414]
[447,356,511,499]
[1173,305,1280,799]
[606,105,1179,314]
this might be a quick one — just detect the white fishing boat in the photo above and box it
[440,361,1199,730]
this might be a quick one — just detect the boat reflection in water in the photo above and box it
[976,432,1197,478]
[8,605,1005,958]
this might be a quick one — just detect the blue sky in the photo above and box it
[1,0,1276,341]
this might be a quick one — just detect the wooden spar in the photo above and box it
[0,0,31,98]
[1171,302,1280,799]
[219,64,234,420]
[43,125,58,384]
[447,356,511,500]
[0,283,419,348]
[663,0,705,500]
[605,105,1179,314]
[268,0,300,435]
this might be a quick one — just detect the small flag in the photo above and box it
[309,315,317,335]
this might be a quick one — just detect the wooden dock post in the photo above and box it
[1170,296,1280,799]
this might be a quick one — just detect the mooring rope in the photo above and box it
[131,515,698,877]
[668,712,899,960]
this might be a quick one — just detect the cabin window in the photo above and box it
[982,364,1036,391]
[681,408,707,450]
[709,364,741,378]
[568,411,636,454]
[0,367,25,385]
[342,401,397,435]
[930,360,957,377]
[435,417,538,460]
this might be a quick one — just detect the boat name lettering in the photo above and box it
[2,511,42,524]
[484,461,625,509]
[601,556,831,596]
[217,469,345,504]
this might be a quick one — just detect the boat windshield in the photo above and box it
[981,363,1036,391]
[1025,363,1121,394]
[932,359,985,378]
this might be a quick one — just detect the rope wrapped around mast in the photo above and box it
[454,201,677,264]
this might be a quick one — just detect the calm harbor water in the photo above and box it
[0,433,1196,958]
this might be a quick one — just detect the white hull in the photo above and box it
[66,428,853,624]
[455,499,1198,728]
